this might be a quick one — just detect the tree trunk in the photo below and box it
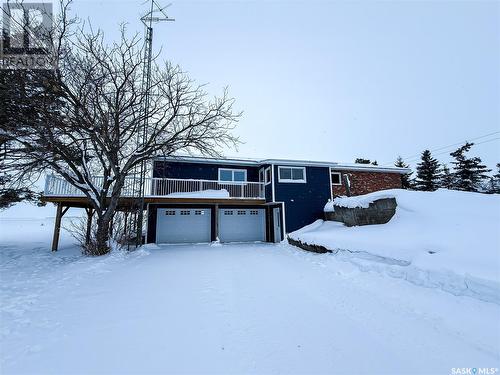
[93,215,112,256]
[88,189,122,256]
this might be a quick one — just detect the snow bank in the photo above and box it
[327,189,403,209]
[294,189,500,304]
[165,189,230,198]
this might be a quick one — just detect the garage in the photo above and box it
[218,208,266,242]
[156,208,211,244]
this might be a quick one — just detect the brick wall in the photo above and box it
[331,170,402,196]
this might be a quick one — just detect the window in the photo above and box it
[250,210,259,215]
[194,210,204,215]
[331,171,342,185]
[218,168,247,182]
[165,210,175,216]
[265,167,271,185]
[180,210,190,215]
[278,166,306,183]
[259,167,272,185]
[237,210,246,215]
[224,210,234,215]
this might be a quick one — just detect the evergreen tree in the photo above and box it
[440,165,455,190]
[449,142,491,192]
[354,158,378,165]
[394,156,413,189]
[486,163,500,194]
[415,150,441,191]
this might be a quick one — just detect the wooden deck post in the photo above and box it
[85,208,94,245]
[51,204,70,252]
[52,204,63,252]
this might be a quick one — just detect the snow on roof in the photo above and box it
[154,155,411,174]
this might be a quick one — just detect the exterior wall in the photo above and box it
[150,160,404,236]
[273,165,331,233]
[153,160,260,181]
[331,170,402,197]
[260,164,273,202]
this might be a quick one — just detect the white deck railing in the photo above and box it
[43,175,265,199]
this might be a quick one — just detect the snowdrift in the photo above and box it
[290,189,500,304]
[165,189,230,198]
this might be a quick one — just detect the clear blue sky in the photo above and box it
[72,0,500,169]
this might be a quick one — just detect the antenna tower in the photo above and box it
[131,0,174,247]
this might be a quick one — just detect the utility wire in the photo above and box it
[401,137,500,165]
[382,131,500,166]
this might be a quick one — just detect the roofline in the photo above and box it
[331,165,411,174]
[154,155,260,167]
[154,155,410,174]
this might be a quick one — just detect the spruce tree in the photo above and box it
[486,163,500,194]
[440,165,455,190]
[449,142,491,192]
[394,156,413,189]
[415,150,441,191]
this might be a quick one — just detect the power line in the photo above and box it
[388,137,500,167]
[403,137,500,165]
[382,130,500,166]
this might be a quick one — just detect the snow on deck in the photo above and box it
[165,188,230,198]
[0,209,499,373]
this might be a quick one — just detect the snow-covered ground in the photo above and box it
[293,189,500,304]
[1,202,500,374]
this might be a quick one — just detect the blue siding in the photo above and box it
[154,161,260,181]
[274,165,331,232]
[260,164,273,202]
[265,184,273,202]
[152,160,332,232]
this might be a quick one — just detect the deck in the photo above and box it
[42,175,266,208]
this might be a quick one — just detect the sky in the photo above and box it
[70,0,500,170]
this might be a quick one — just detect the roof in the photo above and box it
[154,155,411,174]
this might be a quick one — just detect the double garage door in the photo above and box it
[156,208,265,244]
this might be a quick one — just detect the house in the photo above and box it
[43,156,410,249]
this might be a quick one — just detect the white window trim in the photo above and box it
[259,167,272,185]
[218,168,247,182]
[264,167,271,185]
[277,166,307,183]
[331,171,342,186]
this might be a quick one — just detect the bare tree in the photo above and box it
[2,2,240,255]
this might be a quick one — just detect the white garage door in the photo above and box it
[218,208,266,242]
[156,208,211,244]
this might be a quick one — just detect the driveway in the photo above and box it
[1,241,499,374]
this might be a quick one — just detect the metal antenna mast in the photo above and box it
[133,0,174,247]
